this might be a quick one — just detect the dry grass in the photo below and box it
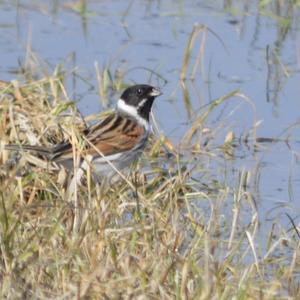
[0,70,299,300]
[1,0,300,295]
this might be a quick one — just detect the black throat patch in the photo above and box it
[137,97,155,121]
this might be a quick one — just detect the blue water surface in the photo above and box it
[1,0,300,241]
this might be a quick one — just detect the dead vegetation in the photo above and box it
[0,71,299,299]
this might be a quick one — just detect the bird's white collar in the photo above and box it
[117,98,149,130]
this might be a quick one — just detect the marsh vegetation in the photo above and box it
[1,0,300,299]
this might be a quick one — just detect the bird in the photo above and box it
[4,84,162,183]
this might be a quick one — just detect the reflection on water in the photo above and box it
[0,0,300,242]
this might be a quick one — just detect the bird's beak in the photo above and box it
[150,87,162,97]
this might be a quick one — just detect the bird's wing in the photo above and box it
[53,112,145,162]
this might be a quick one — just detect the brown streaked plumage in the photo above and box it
[54,113,146,164]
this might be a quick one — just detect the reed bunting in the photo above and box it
[5,84,162,182]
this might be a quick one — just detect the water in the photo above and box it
[1,1,300,239]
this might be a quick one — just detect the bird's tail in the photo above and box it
[4,144,53,156]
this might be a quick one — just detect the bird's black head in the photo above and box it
[118,84,162,121]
